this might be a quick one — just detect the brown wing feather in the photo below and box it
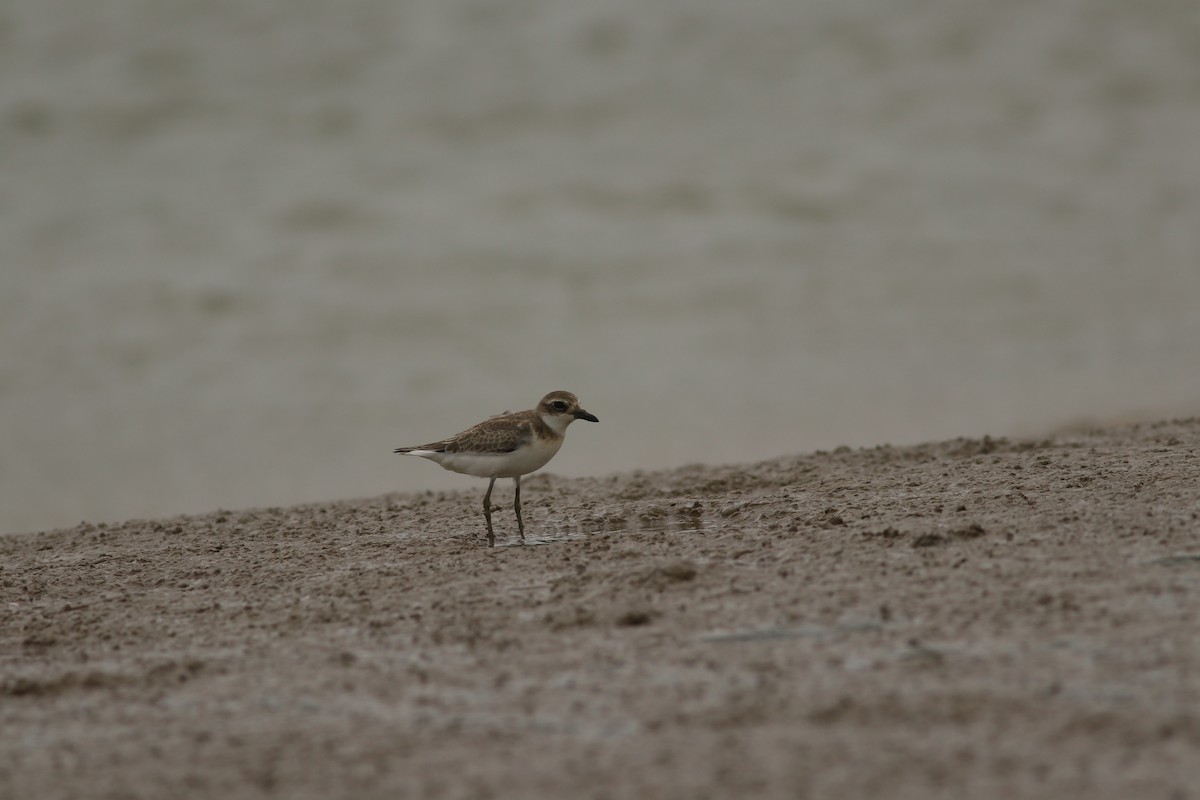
[444,413,533,453]
[395,409,537,455]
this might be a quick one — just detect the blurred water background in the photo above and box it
[3,0,1199,534]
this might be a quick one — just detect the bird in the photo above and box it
[393,391,598,546]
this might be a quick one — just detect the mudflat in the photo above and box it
[3,419,1199,799]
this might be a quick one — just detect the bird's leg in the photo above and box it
[513,475,525,541]
[482,477,496,547]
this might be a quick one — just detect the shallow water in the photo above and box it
[3,0,1199,534]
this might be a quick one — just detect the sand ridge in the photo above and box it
[3,419,1200,798]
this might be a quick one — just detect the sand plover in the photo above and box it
[394,391,598,546]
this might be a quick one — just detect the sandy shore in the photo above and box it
[3,419,1199,799]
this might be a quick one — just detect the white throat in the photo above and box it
[541,413,572,435]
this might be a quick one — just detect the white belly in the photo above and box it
[422,436,564,479]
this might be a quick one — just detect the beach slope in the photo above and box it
[3,419,1199,798]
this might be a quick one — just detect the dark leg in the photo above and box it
[513,476,525,541]
[482,477,496,547]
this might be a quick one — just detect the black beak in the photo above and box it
[574,409,599,423]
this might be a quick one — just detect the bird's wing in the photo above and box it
[396,411,534,455]
[444,413,533,454]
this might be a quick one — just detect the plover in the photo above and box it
[394,391,598,546]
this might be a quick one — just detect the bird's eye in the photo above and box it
[551,400,568,411]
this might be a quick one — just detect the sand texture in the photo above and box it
[3,419,1200,798]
